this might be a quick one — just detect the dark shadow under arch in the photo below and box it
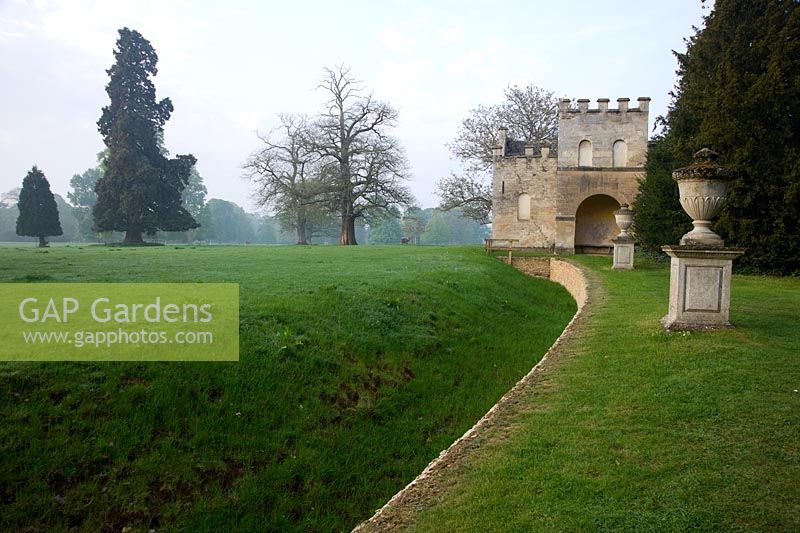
[574,194,620,254]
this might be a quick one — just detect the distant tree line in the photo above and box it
[369,207,489,245]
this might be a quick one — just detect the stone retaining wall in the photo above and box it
[353,257,589,532]
[509,257,551,278]
[550,259,587,308]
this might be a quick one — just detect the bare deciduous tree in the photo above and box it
[436,169,493,224]
[437,85,559,223]
[244,114,331,244]
[314,65,412,245]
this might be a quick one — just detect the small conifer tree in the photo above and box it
[16,166,63,247]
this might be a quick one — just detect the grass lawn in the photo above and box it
[0,245,576,532]
[409,255,800,531]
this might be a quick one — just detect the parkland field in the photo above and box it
[0,245,575,531]
[1,246,798,531]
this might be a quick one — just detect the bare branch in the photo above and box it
[439,84,558,223]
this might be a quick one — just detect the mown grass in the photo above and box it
[412,255,800,531]
[0,245,576,532]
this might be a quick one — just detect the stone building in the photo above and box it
[491,97,650,253]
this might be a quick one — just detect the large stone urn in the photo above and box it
[673,148,736,246]
[662,148,744,330]
[612,204,635,270]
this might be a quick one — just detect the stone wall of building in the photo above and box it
[491,150,558,248]
[553,168,643,253]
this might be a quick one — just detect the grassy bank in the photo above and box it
[0,245,576,531]
[410,256,800,531]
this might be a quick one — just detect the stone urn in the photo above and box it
[672,148,736,246]
[613,204,634,239]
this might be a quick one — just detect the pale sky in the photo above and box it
[0,0,709,211]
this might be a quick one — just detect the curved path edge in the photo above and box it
[353,258,592,532]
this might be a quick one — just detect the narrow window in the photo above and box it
[613,140,628,167]
[501,181,505,194]
[578,140,592,166]
[518,193,531,220]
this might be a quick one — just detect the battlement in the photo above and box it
[494,96,650,168]
[558,97,650,115]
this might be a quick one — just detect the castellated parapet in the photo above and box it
[557,97,650,168]
[492,97,650,253]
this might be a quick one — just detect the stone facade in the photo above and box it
[492,97,650,253]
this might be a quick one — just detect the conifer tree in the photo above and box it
[635,0,800,273]
[632,136,692,253]
[16,166,63,247]
[94,28,197,244]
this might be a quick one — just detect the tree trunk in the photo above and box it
[340,215,357,245]
[37,235,48,248]
[123,229,144,244]
[296,219,309,245]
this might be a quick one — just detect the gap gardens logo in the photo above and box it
[0,283,239,361]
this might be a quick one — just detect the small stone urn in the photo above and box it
[672,148,736,246]
[612,204,635,270]
[613,204,634,239]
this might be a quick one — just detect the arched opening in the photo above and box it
[613,140,627,167]
[574,194,621,254]
[578,140,592,166]
[517,193,531,220]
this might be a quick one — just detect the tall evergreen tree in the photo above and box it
[632,136,692,253]
[94,28,197,244]
[635,0,800,273]
[16,166,63,247]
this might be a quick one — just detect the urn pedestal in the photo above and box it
[612,237,635,270]
[662,246,744,330]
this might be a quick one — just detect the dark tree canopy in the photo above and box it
[16,166,63,247]
[635,0,800,273]
[94,28,197,244]
[632,136,692,252]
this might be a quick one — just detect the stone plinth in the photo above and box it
[612,237,635,269]
[662,246,744,330]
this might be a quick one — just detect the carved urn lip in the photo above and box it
[672,148,736,182]
[613,203,633,217]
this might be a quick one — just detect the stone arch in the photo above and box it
[517,193,531,220]
[578,140,592,166]
[574,194,621,253]
[613,139,628,167]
